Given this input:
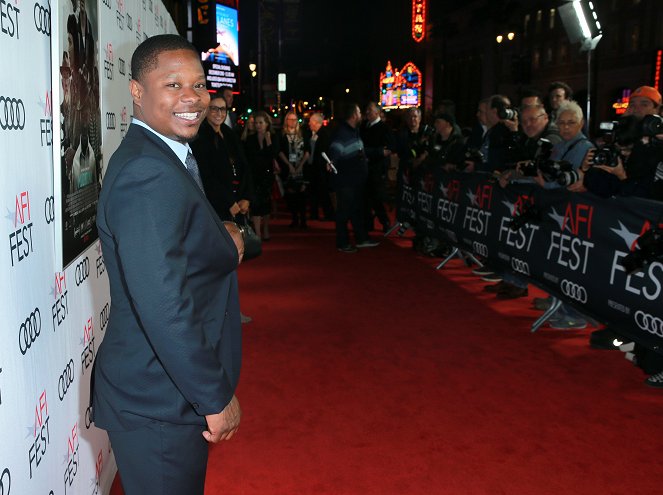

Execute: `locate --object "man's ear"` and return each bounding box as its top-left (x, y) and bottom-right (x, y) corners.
top-left (129, 79), bottom-right (142, 107)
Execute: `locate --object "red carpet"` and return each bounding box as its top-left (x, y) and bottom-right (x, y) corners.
top-left (113, 217), bottom-right (663, 494)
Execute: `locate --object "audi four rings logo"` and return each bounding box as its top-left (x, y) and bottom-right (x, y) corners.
top-left (33, 2), bottom-right (51, 36)
top-left (58, 359), bottom-right (75, 401)
top-left (634, 310), bottom-right (663, 337)
top-left (18, 308), bottom-right (41, 355)
top-left (75, 257), bottom-right (90, 286)
top-left (106, 112), bottom-right (116, 130)
top-left (511, 258), bottom-right (530, 275)
top-left (44, 196), bottom-right (55, 224)
top-left (472, 241), bottom-right (488, 257)
top-left (0, 467), bottom-right (10, 495)
top-left (560, 279), bottom-right (588, 303)
top-left (0, 97), bottom-right (25, 130)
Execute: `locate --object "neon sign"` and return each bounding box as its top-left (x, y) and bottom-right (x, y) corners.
top-left (612, 89), bottom-right (631, 116)
top-left (412, 0), bottom-right (426, 43)
top-left (654, 49), bottom-right (662, 91)
top-left (379, 61), bottom-right (422, 109)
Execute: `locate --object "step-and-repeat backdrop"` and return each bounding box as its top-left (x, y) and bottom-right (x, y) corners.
top-left (0, 1), bottom-right (176, 494)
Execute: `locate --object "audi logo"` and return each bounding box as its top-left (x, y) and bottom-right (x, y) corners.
top-left (472, 241), bottom-right (488, 257)
top-left (33, 2), bottom-right (51, 36)
top-left (102, 0), bottom-right (110, 8)
top-left (106, 112), bottom-right (116, 130)
top-left (0, 467), bottom-right (10, 495)
top-left (85, 405), bottom-right (93, 429)
top-left (560, 279), bottom-right (588, 304)
top-left (75, 257), bottom-right (90, 286)
top-left (18, 308), bottom-right (41, 355)
top-left (44, 196), bottom-right (55, 224)
top-left (58, 359), bottom-right (75, 401)
top-left (0, 97), bottom-right (26, 131)
top-left (634, 310), bottom-right (663, 338)
top-left (511, 257), bottom-right (530, 276)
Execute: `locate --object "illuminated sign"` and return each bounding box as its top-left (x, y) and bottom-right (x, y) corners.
top-left (612, 89), bottom-right (631, 116)
top-left (201, 4), bottom-right (240, 90)
top-left (379, 61), bottom-right (422, 109)
top-left (412, 0), bottom-right (426, 43)
top-left (654, 49), bottom-right (662, 92)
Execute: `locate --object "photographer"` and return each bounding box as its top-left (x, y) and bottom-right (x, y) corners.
top-left (583, 86), bottom-right (663, 200)
top-left (426, 113), bottom-right (466, 172)
top-left (473, 95), bottom-right (517, 173)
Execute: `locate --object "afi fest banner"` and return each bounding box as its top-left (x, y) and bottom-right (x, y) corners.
top-left (0, 1), bottom-right (176, 494)
top-left (397, 168), bottom-right (663, 350)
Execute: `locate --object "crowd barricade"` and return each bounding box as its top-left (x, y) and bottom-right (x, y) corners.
top-left (396, 168), bottom-right (663, 352)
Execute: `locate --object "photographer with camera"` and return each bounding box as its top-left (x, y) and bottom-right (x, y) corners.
top-left (484, 104), bottom-right (563, 299)
top-left (471, 95), bottom-right (518, 173)
top-left (583, 86), bottom-right (663, 200)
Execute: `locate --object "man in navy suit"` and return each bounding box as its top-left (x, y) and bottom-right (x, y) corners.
top-left (93, 35), bottom-right (243, 494)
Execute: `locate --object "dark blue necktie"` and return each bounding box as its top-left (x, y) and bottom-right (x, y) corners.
top-left (185, 151), bottom-right (205, 194)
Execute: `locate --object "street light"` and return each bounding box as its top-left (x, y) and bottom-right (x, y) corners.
top-left (496, 35), bottom-right (503, 43)
top-left (507, 32), bottom-right (515, 41)
top-left (345, 88), bottom-right (350, 94)
top-left (249, 63), bottom-right (256, 72)
top-left (559, 0), bottom-right (603, 130)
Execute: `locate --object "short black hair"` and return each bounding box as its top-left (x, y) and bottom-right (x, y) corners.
top-left (490, 94), bottom-right (510, 110)
top-left (131, 34), bottom-right (199, 83)
top-left (340, 101), bottom-right (360, 121)
top-left (548, 81), bottom-right (573, 100)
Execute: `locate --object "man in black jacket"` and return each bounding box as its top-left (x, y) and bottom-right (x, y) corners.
top-left (361, 101), bottom-right (394, 231)
top-left (328, 102), bottom-right (379, 252)
top-left (306, 112), bottom-right (334, 220)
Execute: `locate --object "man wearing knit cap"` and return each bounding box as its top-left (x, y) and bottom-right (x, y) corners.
top-left (626, 86), bottom-right (662, 119)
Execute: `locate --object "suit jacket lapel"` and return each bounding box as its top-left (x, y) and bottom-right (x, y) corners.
top-left (129, 124), bottom-right (228, 234)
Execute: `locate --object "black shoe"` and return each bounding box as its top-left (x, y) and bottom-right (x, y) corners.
top-left (337, 245), bottom-right (357, 253)
top-left (356, 240), bottom-right (380, 248)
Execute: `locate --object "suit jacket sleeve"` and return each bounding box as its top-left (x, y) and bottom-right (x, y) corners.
top-left (104, 156), bottom-right (236, 415)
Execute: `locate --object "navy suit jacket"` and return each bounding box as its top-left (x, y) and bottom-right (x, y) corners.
top-left (93, 123), bottom-right (242, 431)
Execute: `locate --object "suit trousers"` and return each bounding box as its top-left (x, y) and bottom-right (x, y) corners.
top-left (335, 184), bottom-right (368, 247)
top-left (109, 421), bottom-right (209, 495)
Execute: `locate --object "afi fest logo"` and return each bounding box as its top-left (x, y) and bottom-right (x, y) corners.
top-left (28, 390), bottom-right (51, 479)
top-left (0, 0), bottom-right (20, 39)
top-left (81, 317), bottom-right (95, 374)
top-left (436, 178), bottom-right (461, 225)
top-left (546, 202), bottom-right (595, 275)
top-left (104, 42), bottom-right (114, 80)
top-left (116, 0), bottom-right (125, 30)
top-left (63, 422), bottom-right (80, 494)
top-left (90, 449), bottom-right (104, 495)
top-left (498, 194), bottom-right (540, 252)
top-left (610, 219), bottom-right (663, 302)
top-left (52, 271), bottom-right (69, 331)
top-left (0, 95), bottom-right (26, 130)
top-left (417, 171), bottom-right (435, 217)
top-left (9, 191), bottom-right (34, 266)
top-left (40, 90), bottom-right (53, 145)
top-left (463, 183), bottom-right (494, 236)
top-left (33, 0), bottom-right (50, 36)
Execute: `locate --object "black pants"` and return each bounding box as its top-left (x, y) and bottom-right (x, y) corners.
top-left (364, 168), bottom-right (390, 230)
top-left (109, 421), bottom-right (208, 495)
top-left (335, 185), bottom-right (368, 247)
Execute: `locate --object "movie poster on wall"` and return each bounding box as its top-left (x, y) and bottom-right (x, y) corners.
top-left (201, 3), bottom-right (240, 91)
top-left (52, 0), bottom-right (102, 269)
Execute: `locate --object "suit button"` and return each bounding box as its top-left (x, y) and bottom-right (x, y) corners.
top-left (193, 402), bottom-right (200, 409)
top-left (225, 311), bottom-right (228, 316)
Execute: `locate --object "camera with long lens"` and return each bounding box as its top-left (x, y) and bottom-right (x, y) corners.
top-left (620, 228), bottom-right (663, 274)
top-left (592, 116), bottom-right (640, 167)
top-left (519, 138), bottom-right (553, 177)
top-left (519, 138), bottom-right (580, 185)
top-left (640, 114), bottom-right (663, 138)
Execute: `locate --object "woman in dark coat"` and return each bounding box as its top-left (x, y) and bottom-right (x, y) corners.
top-left (244, 111), bottom-right (277, 240)
top-left (191, 95), bottom-right (253, 221)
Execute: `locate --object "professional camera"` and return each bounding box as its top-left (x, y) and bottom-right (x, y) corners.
top-left (592, 116), bottom-right (640, 167)
top-left (621, 228), bottom-right (663, 274)
top-left (519, 138), bottom-right (579, 185)
top-left (519, 138), bottom-right (553, 177)
top-left (640, 114), bottom-right (663, 138)
top-left (463, 148), bottom-right (484, 166)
